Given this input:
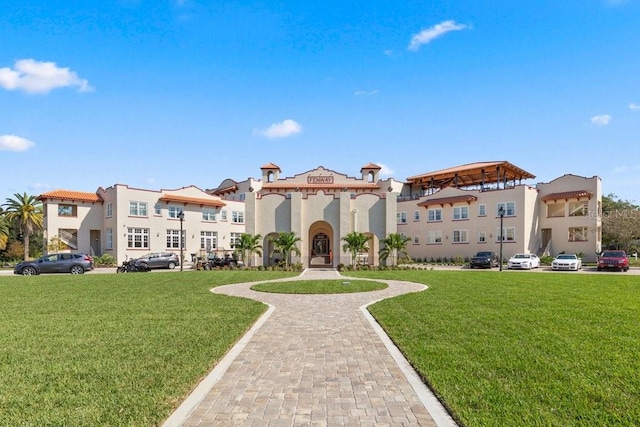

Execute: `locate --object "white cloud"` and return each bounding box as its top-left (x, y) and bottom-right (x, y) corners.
top-left (590, 114), bottom-right (611, 126)
top-left (256, 119), bottom-right (302, 139)
top-left (354, 90), bottom-right (378, 96)
top-left (0, 59), bottom-right (92, 94)
top-left (408, 20), bottom-right (468, 51)
top-left (629, 103), bottom-right (640, 112)
top-left (376, 162), bottom-right (394, 177)
top-left (0, 135), bottom-right (35, 152)
top-left (383, 49), bottom-right (394, 57)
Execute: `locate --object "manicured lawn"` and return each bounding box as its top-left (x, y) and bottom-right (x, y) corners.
top-left (0, 270), bottom-right (296, 426)
top-left (344, 270), bottom-right (640, 427)
top-left (251, 279), bottom-right (387, 293)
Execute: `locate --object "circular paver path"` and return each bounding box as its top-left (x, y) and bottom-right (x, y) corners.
top-left (163, 269), bottom-right (457, 427)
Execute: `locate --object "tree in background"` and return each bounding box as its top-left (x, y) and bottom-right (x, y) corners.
top-left (2, 193), bottom-right (43, 261)
top-left (234, 233), bottom-right (263, 267)
top-left (379, 233), bottom-right (411, 266)
top-left (270, 232), bottom-right (301, 268)
top-left (341, 231), bottom-right (371, 269)
top-left (0, 208), bottom-right (9, 250)
top-left (601, 193), bottom-right (640, 252)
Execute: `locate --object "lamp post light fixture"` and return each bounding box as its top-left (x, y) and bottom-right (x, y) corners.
top-left (498, 205), bottom-right (505, 271)
top-left (177, 210), bottom-right (185, 271)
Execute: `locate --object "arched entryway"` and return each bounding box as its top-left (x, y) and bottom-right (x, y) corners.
top-left (308, 221), bottom-right (334, 268)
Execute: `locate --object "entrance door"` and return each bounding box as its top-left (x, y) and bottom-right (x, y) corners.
top-left (311, 233), bottom-right (331, 266)
top-left (541, 228), bottom-right (552, 255)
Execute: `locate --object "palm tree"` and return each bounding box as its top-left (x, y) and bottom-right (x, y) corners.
top-left (2, 192), bottom-right (43, 260)
top-left (270, 231), bottom-right (301, 268)
top-left (234, 233), bottom-right (263, 267)
top-left (379, 233), bottom-right (411, 267)
top-left (0, 208), bottom-right (9, 250)
top-left (341, 231), bottom-right (371, 269)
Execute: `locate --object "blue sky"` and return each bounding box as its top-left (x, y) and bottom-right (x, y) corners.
top-left (1, 0), bottom-right (639, 204)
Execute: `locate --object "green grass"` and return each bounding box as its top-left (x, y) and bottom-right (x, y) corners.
top-left (0, 270), bottom-right (296, 426)
top-left (343, 270), bottom-right (640, 426)
top-left (251, 279), bottom-right (387, 293)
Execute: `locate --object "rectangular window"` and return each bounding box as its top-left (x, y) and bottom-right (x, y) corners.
top-left (106, 228), bottom-right (113, 250)
top-left (127, 228), bottom-right (149, 249)
top-left (166, 229), bottom-right (182, 249)
top-left (478, 204), bottom-right (486, 217)
top-left (129, 201), bottom-right (148, 217)
top-left (453, 229), bottom-right (468, 243)
top-left (414, 211), bottom-right (420, 221)
top-left (397, 212), bottom-right (407, 224)
top-left (497, 202), bottom-right (516, 217)
top-left (168, 206), bottom-right (182, 219)
top-left (106, 203), bottom-right (113, 218)
top-left (547, 202), bottom-right (565, 218)
top-left (497, 226), bottom-right (516, 242)
top-left (221, 210), bottom-right (228, 221)
top-left (202, 208), bottom-right (216, 221)
top-left (427, 230), bottom-right (442, 244)
top-left (154, 203), bottom-right (161, 216)
top-left (232, 211), bottom-right (244, 224)
top-left (427, 208), bottom-right (442, 222)
top-left (569, 227), bottom-right (588, 242)
top-left (453, 206), bottom-right (469, 220)
top-left (569, 201), bottom-right (588, 217)
top-left (200, 231), bottom-right (218, 251)
top-left (58, 204), bottom-right (77, 217)
top-left (230, 232), bottom-right (242, 248)
top-left (478, 231), bottom-right (487, 243)
top-left (413, 235), bottom-right (420, 245)
top-left (239, 193), bottom-right (245, 201)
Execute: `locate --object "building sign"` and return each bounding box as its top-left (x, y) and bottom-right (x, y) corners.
top-left (307, 176), bottom-right (334, 184)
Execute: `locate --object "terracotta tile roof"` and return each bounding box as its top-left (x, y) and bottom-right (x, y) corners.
top-left (262, 183), bottom-right (380, 190)
top-left (37, 190), bottom-right (102, 203)
top-left (418, 194), bottom-right (478, 207)
top-left (260, 162), bottom-right (281, 170)
top-left (211, 185), bottom-right (238, 195)
top-left (541, 190), bottom-right (593, 202)
top-left (407, 161), bottom-right (535, 188)
top-left (360, 162), bottom-right (381, 171)
top-left (158, 194), bottom-right (226, 207)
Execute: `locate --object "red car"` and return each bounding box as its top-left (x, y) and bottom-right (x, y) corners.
top-left (597, 250), bottom-right (629, 272)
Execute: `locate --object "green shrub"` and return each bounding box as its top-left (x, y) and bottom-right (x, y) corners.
top-left (93, 253), bottom-right (117, 267)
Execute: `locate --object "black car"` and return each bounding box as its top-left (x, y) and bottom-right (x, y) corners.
top-left (14, 253), bottom-right (94, 275)
top-left (131, 252), bottom-right (180, 270)
top-left (469, 251), bottom-right (499, 268)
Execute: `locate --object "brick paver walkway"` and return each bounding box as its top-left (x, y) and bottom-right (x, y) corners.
top-left (163, 269), bottom-right (456, 427)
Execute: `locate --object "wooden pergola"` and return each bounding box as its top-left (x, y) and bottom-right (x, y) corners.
top-left (406, 161), bottom-right (536, 193)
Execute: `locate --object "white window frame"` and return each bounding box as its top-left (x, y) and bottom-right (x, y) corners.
top-left (129, 201), bottom-right (148, 217)
top-left (453, 206), bottom-right (469, 220)
top-left (200, 231), bottom-right (218, 251)
top-left (478, 204), bottom-right (486, 217)
top-left (427, 208), bottom-right (442, 222)
top-left (168, 206), bottom-right (182, 219)
top-left (452, 229), bottom-right (468, 243)
top-left (426, 230), bottom-right (442, 244)
top-left (496, 226), bottom-right (516, 242)
top-left (232, 211), bottom-right (244, 224)
top-left (166, 229), bottom-right (182, 249)
top-left (230, 232), bottom-right (242, 248)
top-left (221, 210), bottom-right (228, 221)
top-left (497, 202), bottom-right (516, 217)
top-left (397, 212), bottom-right (407, 224)
top-left (127, 227), bottom-right (150, 249)
top-left (106, 203), bottom-right (113, 218)
top-left (154, 203), bottom-right (162, 216)
top-left (413, 235), bottom-right (420, 245)
top-left (202, 208), bottom-right (216, 221)
top-left (106, 228), bottom-right (113, 250)
top-left (414, 211), bottom-right (420, 221)
top-left (478, 230), bottom-right (487, 243)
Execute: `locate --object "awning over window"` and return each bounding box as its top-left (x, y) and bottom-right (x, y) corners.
top-left (540, 190), bottom-right (593, 203)
top-left (418, 194), bottom-right (478, 207)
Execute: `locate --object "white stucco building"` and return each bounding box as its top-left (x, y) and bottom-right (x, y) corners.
top-left (37, 161), bottom-right (602, 266)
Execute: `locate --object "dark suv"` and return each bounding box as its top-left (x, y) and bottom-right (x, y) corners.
top-left (14, 253), bottom-right (94, 275)
top-left (597, 250), bottom-right (629, 272)
top-left (470, 251), bottom-right (499, 269)
top-left (132, 252), bottom-right (180, 270)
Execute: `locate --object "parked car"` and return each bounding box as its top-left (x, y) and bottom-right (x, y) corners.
top-left (551, 253), bottom-right (582, 271)
top-left (507, 253), bottom-right (540, 270)
top-left (207, 253), bottom-right (243, 268)
top-left (469, 251), bottom-right (500, 268)
top-left (14, 253), bottom-right (94, 275)
top-left (131, 252), bottom-right (180, 270)
top-left (597, 250), bottom-right (629, 272)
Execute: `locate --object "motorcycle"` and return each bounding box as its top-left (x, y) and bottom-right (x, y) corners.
top-left (116, 258), bottom-right (151, 273)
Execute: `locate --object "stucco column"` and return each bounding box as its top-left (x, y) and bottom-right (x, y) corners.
top-left (290, 192), bottom-right (304, 266)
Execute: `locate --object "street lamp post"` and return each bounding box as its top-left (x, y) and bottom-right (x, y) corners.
top-left (178, 210), bottom-right (185, 271)
top-left (498, 206), bottom-right (505, 271)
